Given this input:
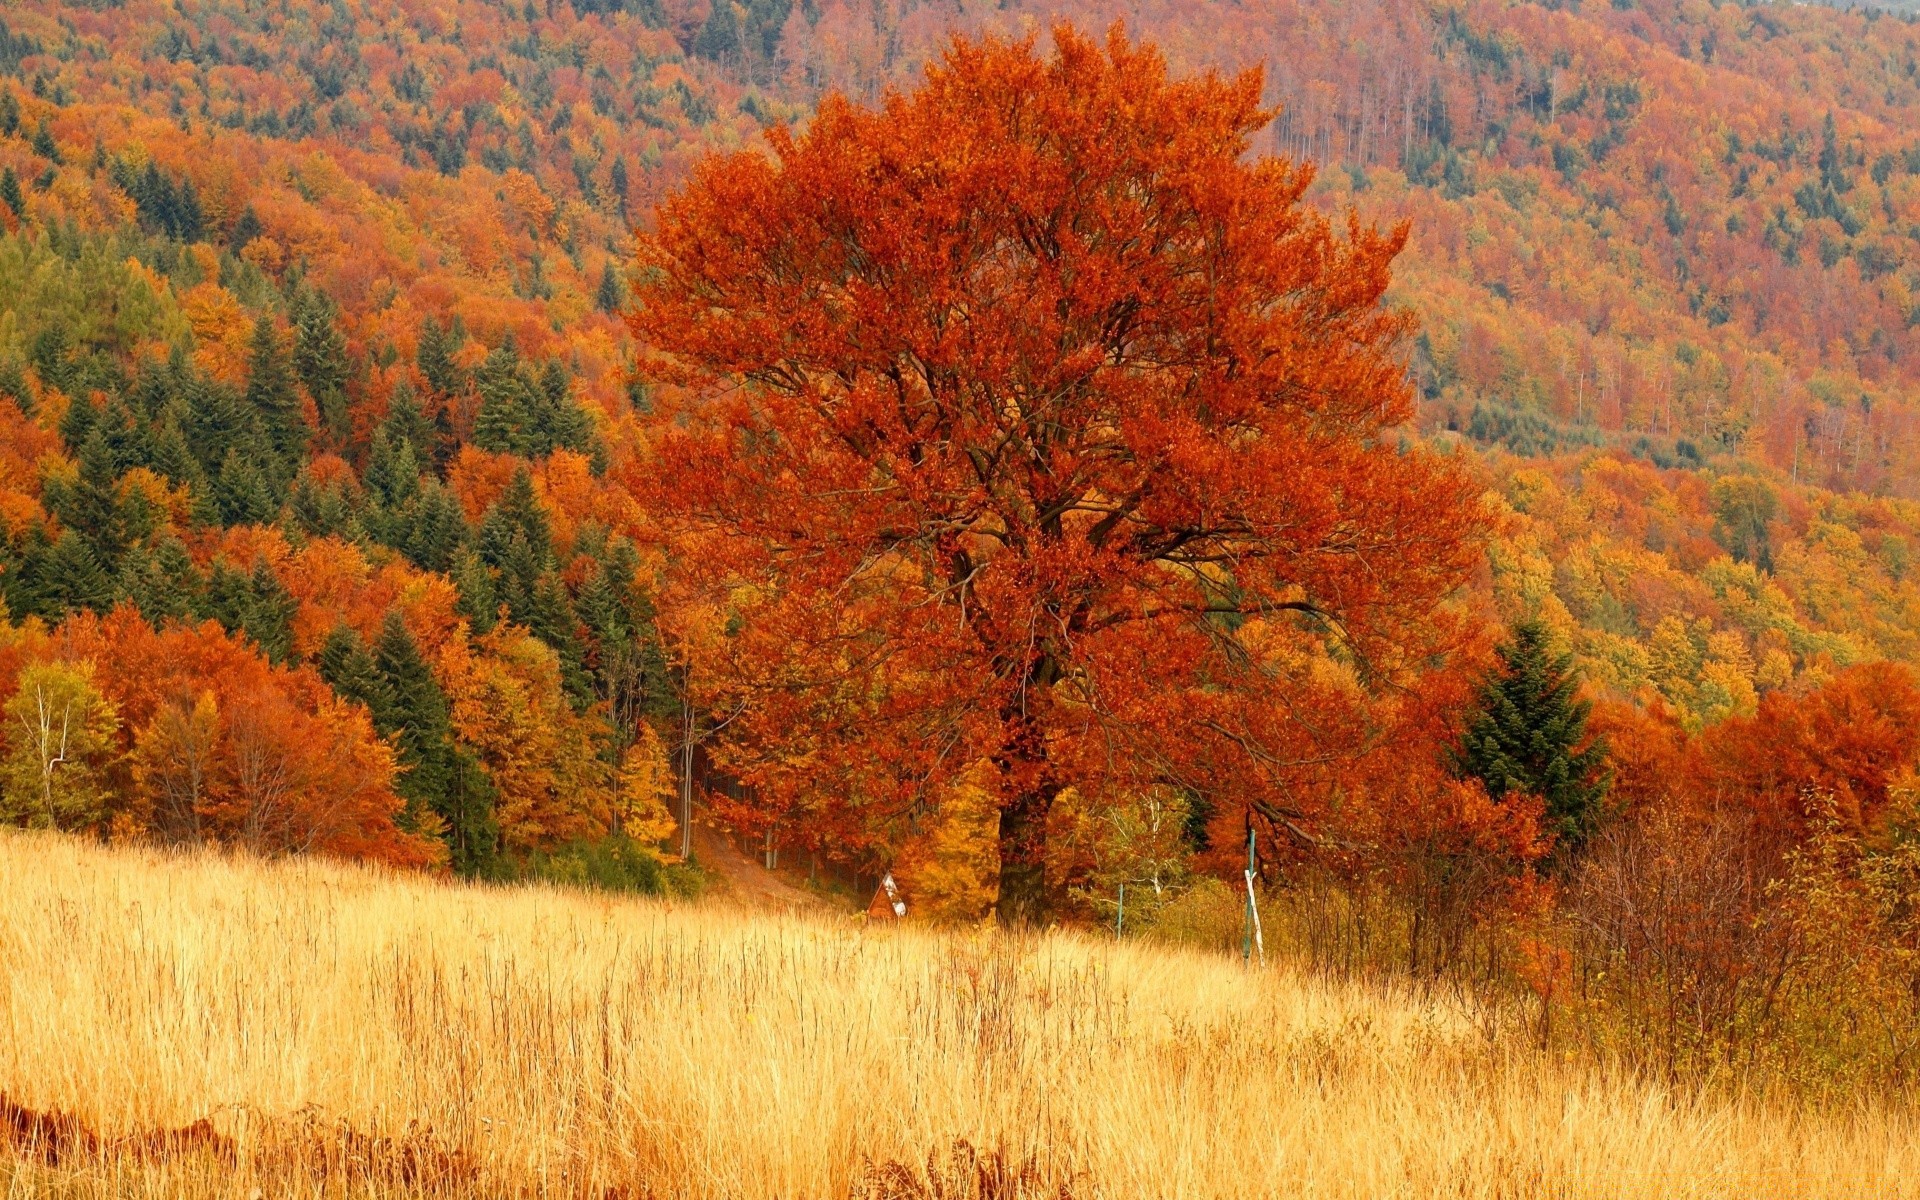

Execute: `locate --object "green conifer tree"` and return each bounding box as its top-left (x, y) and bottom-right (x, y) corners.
top-left (381, 380), bottom-right (435, 465)
top-left (1451, 620), bottom-right (1612, 852)
top-left (210, 560), bottom-right (296, 664)
top-left (596, 261), bottom-right (623, 314)
top-left (416, 317), bottom-right (467, 397)
top-left (471, 344), bottom-right (532, 454)
top-left (212, 447), bottom-right (279, 526)
top-left (38, 530), bottom-right (117, 615)
top-left (180, 377), bottom-right (253, 475)
top-left (318, 625), bottom-right (391, 718)
top-left (61, 428), bottom-right (127, 565)
top-left (693, 0), bottom-right (741, 61)
top-left (293, 294), bottom-right (350, 445)
top-left (245, 316), bottom-right (306, 478)
top-left (0, 166), bottom-right (22, 220)
top-left (450, 547), bottom-right (499, 635)
top-left (121, 536), bottom-right (205, 626)
top-left (399, 478), bottom-right (466, 573)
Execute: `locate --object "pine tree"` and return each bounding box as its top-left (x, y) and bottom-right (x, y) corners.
top-left (0, 166), bottom-right (22, 220)
top-left (693, 0), bottom-right (741, 61)
top-left (180, 376), bottom-right (253, 474)
top-left (39, 530), bottom-right (117, 615)
top-left (61, 429), bottom-right (127, 565)
top-left (381, 380), bottom-right (435, 464)
top-left (596, 261), bottom-right (623, 314)
top-left (318, 624), bottom-right (391, 718)
top-left (471, 343), bottom-right (531, 454)
top-left (450, 547), bottom-right (499, 635)
top-left (1451, 620), bottom-right (1612, 852)
top-left (372, 612), bottom-right (496, 870)
top-left (293, 294), bottom-right (350, 445)
top-left (121, 536), bottom-right (205, 626)
top-left (416, 317), bottom-right (467, 398)
top-left (212, 447), bottom-right (279, 526)
top-left (398, 478), bottom-right (466, 573)
top-left (245, 316), bottom-right (306, 478)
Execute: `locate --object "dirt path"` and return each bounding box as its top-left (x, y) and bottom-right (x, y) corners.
top-left (688, 810), bottom-right (830, 912)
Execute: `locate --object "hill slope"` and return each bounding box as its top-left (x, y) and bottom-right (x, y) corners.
top-left (2, 829), bottom-right (1919, 1198)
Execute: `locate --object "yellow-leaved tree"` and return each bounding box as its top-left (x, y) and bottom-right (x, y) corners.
top-left (2, 660), bottom-right (121, 832)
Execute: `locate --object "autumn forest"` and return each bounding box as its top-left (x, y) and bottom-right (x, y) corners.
top-left (8, 0), bottom-right (1920, 1169)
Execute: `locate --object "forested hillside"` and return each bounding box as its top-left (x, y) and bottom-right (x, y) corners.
top-left (4, 0), bottom-right (1920, 922)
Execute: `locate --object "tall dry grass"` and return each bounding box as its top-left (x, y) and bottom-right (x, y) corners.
top-left (2, 828), bottom-right (1918, 1198)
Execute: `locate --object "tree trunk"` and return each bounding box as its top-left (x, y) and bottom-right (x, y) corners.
top-left (996, 787), bottom-right (1052, 927)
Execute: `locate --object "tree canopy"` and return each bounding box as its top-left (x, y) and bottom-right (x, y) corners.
top-left (631, 27), bottom-right (1483, 922)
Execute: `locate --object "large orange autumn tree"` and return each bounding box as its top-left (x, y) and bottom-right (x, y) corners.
top-left (629, 26), bottom-right (1483, 923)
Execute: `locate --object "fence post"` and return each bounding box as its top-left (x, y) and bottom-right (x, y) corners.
top-left (1243, 822), bottom-right (1257, 967)
top-left (1115, 882), bottom-right (1125, 939)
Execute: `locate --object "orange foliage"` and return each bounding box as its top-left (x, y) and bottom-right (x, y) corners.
top-left (438, 625), bottom-right (612, 852)
top-left (2, 609), bottom-right (439, 866)
top-left (1695, 662), bottom-right (1920, 841)
top-left (631, 27), bottom-right (1483, 920)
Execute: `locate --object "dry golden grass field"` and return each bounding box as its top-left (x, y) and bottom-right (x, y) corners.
top-left (2, 829), bottom-right (1919, 1199)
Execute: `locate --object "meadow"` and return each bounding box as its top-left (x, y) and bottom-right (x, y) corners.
top-left (2, 830), bottom-right (1918, 1199)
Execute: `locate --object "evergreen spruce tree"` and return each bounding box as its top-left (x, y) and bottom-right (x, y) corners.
top-left (144, 410), bottom-right (202, 488)
top-left (245, 317), bottom-right (306, 478)
top-left (180, 376), bottom-right (252, 474)
top-left (318, 625), bottom-right (391, 718)
top-left (692, 0), bottom-right (741, 61)
top-left (58, 386), bottom-right (95, 452)
top-left (94, 395), bottom-right (146, 471)
top-left (596, 261), bottom-right (623, 314)
top-left (530, 568), bottom-right (592, 708)
top-left (416, 317), bottom-right (467, 398)
top-left (121, 536), bottom-right (205, 626)
top-left (212, 447), bottom-right (278, 526)
top-left (373, 614), bottom-right (451, 814)
top-left (288, 469), bottom-right (361, 540)
top-left (362, 428), bottom-right (422, 511)
top-left (31, 120), bottom-right (60, 165)
top-left (477, 471), bottom-right (556, 632)
top-left (450, 547), bottom-right (499, 635)
top-left (608, 155), bottom-right (629, 214)
top-left (62, 429), bottom-right (128, 565)
top-left (399, 478), bottom-right (466, 573)
top-left (209, 560), bottom-right (296, 664)
top-left (1452, 620), bottom-right (1612, 852)
top-left (32, 324), bottom-right (78, 401)
top-left (471, 344), bottom-right (531, 454)
top-left (38, 530), bottom-right (117, 615)
top-left (0, 166), bottom-right (22, 220)
top-left (293, 294), bottom-right (351, 444)
top-left (535, 358), bottom-right (592, 453)
top-left (381, 380), bottom-right (436, 464)
top-left (245, 559), bottom-right (297, 665)
top-left (0, 524), bottom-right (52, 619)
top-left (228, 206), bottom-right (261, 251)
